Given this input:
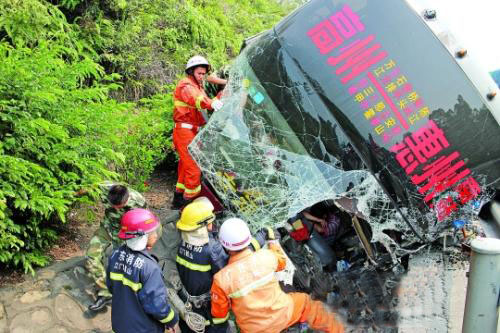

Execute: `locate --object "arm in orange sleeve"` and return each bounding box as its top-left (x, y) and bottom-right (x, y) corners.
top-left (210, 280), bottom-right (230, 319)
top-left (268, 242), bottom-right (287, 272)
top-left (179, 84), bottom-right (213, 110)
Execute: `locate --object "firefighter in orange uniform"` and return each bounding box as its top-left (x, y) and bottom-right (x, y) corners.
top-left (172, 56), bottom-right (226, 208)
top-left (210, 218), bottom-right (344, 333)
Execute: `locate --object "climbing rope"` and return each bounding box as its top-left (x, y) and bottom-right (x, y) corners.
top-left (166, 288), bottom-right (206, 333)
top-left (185, 311), bottom-right (206, 333)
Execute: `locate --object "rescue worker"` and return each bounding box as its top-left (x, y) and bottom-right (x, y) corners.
top-left (175, 198), bottom-right (230, 333)
top-left (211, 218), bottom-right (344, 333)
top-left (107, 208), bottom-right (180, 333)
top-left (86, 183), bottom-right (146, 311)
top-left (172, 55), bottom-right (226, 209)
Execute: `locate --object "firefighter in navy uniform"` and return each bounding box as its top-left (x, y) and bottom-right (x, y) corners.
top-left (175, 198), bottom-right (230, 333)
top-left (107, 208), bottom-right (180, 333)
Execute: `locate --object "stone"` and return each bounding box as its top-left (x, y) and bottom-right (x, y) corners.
top-left (11, 327), bottom-right (31, 333)
top-left (37, 269), bottom-right (56, 281)
top-left (10, 308), bottom-right (53, 332)
top-left (31, 308), bottom-right (52, 324)
top-left (73, 266), bottom-right (86, 279)
top-left (19, 290), bottom-right (50, 304)
top-left (0, 287), bottom-right (18, 302)
top-left (0, 303), bottom-right (4, 320)
top-left (46, 325), bottom-right (69, 333)
top-left (0, 318), bottom-right (7, 333)
top-left (54, 293), bottom-right (92, 330)
top-left (92, 308), bottom-right (112, 331)
top-left (51, 272), bottom-right (75, 295)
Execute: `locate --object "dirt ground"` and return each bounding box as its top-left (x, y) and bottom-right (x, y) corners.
top-left (0, 167), bottom-right (177, 287)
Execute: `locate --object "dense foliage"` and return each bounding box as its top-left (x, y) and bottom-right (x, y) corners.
top-left (61, 0), bottom-right (295, 100)
top-left (0, 0), bottom-right (296, 273)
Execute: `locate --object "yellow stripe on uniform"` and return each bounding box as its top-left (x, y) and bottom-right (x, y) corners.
top-left (160, 308), bottom-right (176, 323)
top-left (109, 272), bottom-right (142, 292)
top-left (175, 183), bottom-right (185, 190)
top-left (174, 100), bottom-right (196, 109)
top-left (228, 272), bottom-right (274, 298)
top-left (184, 185), bottom-right (201, 195)
top-left (250, 237), bottom-right (261, 251)
top-left (176, 255), bottom-right (211, 272)
top-left (195, 95), bottom-right (204, 110)
top-left (205, 312), bottom-right (230, 325)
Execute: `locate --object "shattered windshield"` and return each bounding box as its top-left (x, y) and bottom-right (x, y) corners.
top-left (189, 53), bottom-right (407, 245)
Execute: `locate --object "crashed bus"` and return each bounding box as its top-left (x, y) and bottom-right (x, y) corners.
top-left (191, 0), bottom-right (499, 252)
top-left (163, 0), bottom-right (500, 330)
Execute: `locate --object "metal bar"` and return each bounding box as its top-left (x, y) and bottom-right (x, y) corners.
top-left (352, 216), bottom-right (376, 263)
top-left (462, 237), bottom-right (500, 332)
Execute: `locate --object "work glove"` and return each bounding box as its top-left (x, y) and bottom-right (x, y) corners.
top-left (211, 98), bottom-right (223, 111)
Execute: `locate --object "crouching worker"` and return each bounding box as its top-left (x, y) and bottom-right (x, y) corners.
top-left (86, 183), bottom-right (146, 312)
top-left (211, 218), bottom-right (344, 333)
top-left (107, 208), bottom-right (180, 333)
top-left (176, 199), bottom-right (229, 333)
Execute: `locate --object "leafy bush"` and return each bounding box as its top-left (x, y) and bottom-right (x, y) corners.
top-left (112, 93), bottom-right (175, 190)
top-left (0, 1), bottom-right (169, 273)
top-left (0, 39), bottom-right (120, 273)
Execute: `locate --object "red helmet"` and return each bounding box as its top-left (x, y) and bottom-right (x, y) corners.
top-left (118, 208), bottom-right (160, 240)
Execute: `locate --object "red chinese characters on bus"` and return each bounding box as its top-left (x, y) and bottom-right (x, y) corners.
top-left (390, 120), bottom-right (449, 174)
top-left (412, 151), bottom-right (470, 203)
top-left (327, 35), bottom-right (388, 84)
top-left (308, 5), bottom-right (482, 221)
top-left (308, 5), bottom-right (387, 84)
top-left (307, 5), bottom-right (365, 54)
top-left (391, 120), bottom-right (481, 220)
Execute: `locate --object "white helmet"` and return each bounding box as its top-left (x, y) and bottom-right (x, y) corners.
top-left (219, 218), bottom-right (251, 251)
top-left (185, 55), bottom-right (211, 74)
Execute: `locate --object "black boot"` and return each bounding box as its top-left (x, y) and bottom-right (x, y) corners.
top-left (88, 296), bottom-right (112, 312)
top-left (171, 192), bottom-right (184, 209)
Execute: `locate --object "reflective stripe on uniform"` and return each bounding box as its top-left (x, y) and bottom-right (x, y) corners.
top-left (195, 95), bottom-right (204, 110)
top-left (250, 238), bottom-right (261, 251)
top-left (159, 308), bottom-right (176, 323)
top-left (184, 185), bottom-right (201, 195)
top-left (205, 312), bottom-right (230, 325)
top-left (176, 123), bottom-right (195, 130)
top-left (176, 255), bottom-right (211, 272)
top-left (266, 227), bottom-right (275, 240)
top-left (176, 182), bottom-right (185, 190)
top-left (174, 100), bottom-right (196, 109)
top-left (228, 272), bottom-right (275, 298)
top-left (109, 272), bottom-right (142, 292)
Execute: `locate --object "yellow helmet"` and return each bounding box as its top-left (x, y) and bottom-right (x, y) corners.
top-left (176, 200), bottom-right (215, 231)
